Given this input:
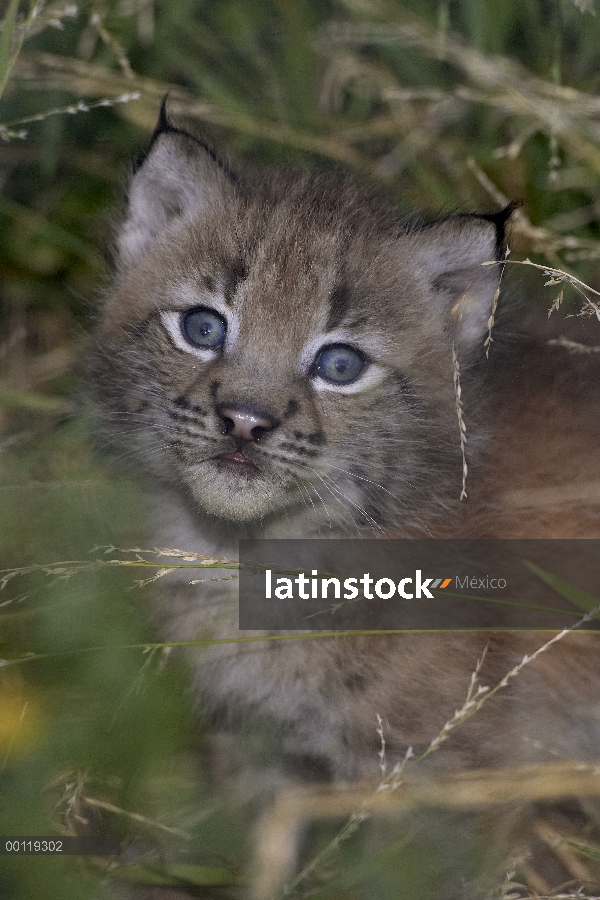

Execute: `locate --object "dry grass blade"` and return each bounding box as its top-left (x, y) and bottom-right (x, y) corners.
top-left (275, 608), bottom-right (600, 898)
top-left (322, 10), bottom-right (600, 175)
top-left (452, 341), bottom-right (468, 500)
top-left (251, 762), bottom-right (600, 900)
top-left (549, 336), bottom-right (600, 354)
top-left (534, 821), bottom-right (594, 884)
top-left (12, 52), bottom-right (370, 170)
top-left (0, 0), bottom-right (26, 101)
top-left (80, 795), bottom-right (193, 841)
top-left (482, 257), bottom-right (600, 321)
top-left (0, 92), bottom-right (141, 142)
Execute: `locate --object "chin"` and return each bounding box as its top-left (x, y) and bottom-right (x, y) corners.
top-left (186, 464), bottom-right (290, 523)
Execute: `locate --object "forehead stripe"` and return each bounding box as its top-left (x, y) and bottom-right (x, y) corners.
top-left (223, 259), bottom-right (248, 305)
top-left (326, 283), bottom-right (350, 331)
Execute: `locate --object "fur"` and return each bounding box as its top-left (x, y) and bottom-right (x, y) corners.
top-left (91, 115), bottom-right (600, 786)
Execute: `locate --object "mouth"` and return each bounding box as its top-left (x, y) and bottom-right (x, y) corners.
top-left (186, 449), bottom-right (295, 521)
top-left (215, 449), bottom-right (259, 471)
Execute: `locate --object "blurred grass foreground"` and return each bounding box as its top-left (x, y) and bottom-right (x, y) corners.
top-left (3, 1), bottom-right (600, 898)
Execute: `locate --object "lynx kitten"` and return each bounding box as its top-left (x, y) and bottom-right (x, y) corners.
top-left (92, 107), bottom-right (600, 783)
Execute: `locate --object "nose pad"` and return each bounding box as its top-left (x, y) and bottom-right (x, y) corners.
top-left (218, 406), bottom-right (276, 443)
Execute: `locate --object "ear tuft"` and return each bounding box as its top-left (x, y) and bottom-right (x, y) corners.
top-left (153, 94), bottom-right (172, 142)
top-left (117, 102), bottom-right (237, 267)
top-left (477, 201), bottom-right (521, 255)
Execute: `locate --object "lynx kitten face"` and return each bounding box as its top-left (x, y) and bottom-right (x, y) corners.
top-left (93, 110), bottom-right (507, 534)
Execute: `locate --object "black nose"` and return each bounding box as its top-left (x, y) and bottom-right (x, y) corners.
top-left (217, 406), bottom-right (276, 443)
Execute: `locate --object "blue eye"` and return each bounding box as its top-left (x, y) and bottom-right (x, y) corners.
top-left (182, 308), bottom-right (227, 350)
top-left (314, 344), bottom-right (365, 385)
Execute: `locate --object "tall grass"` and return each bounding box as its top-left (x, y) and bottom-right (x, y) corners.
top-left (2, 1), bottom-right (600, 898)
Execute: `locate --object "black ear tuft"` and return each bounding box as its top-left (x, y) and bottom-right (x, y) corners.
top-left (477, 201), bottom-right (521, 256)
top-left (154, 94), bottom-right (172, 140)
top-left (149, 95), bottom-right (194, 147)
top-left (133, 96), bottom-right (176, 173)
top-left (136, 98), bottom-right (238, 184)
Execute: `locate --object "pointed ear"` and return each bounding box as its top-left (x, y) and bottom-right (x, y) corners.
top-left (413, 206), bottom-right (515, 349)
top-left (117, 107), bottom-right (237, 265)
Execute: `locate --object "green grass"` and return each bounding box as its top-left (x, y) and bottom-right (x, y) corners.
top-left (3, 1), bottom-right (600, 898)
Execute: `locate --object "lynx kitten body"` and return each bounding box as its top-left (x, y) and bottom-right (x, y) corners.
top-left (92, 110), bottom-right (600, 783)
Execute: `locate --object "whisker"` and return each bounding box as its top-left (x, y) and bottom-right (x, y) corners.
top-left (320, 473), bottom-right (389, 539)
top-left (297, 464), bottom-right (375, 539)
top-left (324, 462), bottom-right (432, 536)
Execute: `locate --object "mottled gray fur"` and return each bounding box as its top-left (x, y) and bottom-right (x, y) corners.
top-left (91, 118), bottom-right (600, 785)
